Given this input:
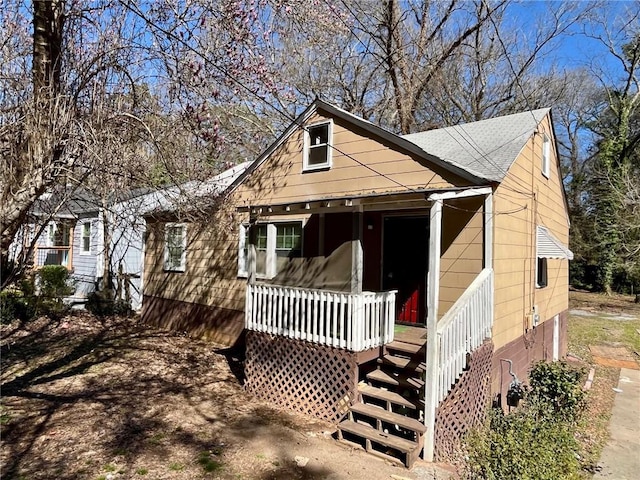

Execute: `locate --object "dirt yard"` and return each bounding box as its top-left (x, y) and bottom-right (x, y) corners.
top-left (0, 313), bottom-right (453, 480)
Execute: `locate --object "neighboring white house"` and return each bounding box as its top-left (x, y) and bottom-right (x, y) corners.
top-left (9, 162), bottom-right (250, 310)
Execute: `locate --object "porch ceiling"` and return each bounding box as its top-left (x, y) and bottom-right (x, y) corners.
top-left (237, 186), bottom-right (490, 215)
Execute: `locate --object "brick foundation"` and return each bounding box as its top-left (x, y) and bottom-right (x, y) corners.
top-left (492, 310), bottom-right (568, 408)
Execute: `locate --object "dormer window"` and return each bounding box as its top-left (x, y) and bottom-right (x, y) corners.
top-left (303, 121), bottom-right (332, 171)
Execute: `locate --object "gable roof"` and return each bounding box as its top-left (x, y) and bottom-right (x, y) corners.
top-left (403, 108), bottom-right (551, 182)
top-left (138, 161), bottom-right (251, 216)
top-left (229, 100), bottom-right (553, 198)
top-left (228, 99), bottom-right (490, 193)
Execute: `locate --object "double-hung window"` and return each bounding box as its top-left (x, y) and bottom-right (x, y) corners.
top-left (81, 221), bottom-right (91, 254)
top-left (275, 223), bottom-right (302, 273)
top-left (164, 223), bottom-right (187, 272)
top-left (238, 222), bottom-right (302, 278)
top-left (303, 121), bottom-right (333, 171)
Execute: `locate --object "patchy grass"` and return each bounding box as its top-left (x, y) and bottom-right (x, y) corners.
top-left (568, 291), bottom-right (640, 478)
top-left (197, 451), bottom-right (223, 473)
top-left (168, 462), bottom-right (184, 471)
top-left (568, 292), bottom-right (640, 362)
top-left (570, 291), bottom-right (640, 316)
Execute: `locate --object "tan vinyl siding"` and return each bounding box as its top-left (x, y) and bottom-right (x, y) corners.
top-left (492, 115), bottom-right (570, 350)
top-left (439, 197), bottom-right (484, 315)
top-left (235, 110), bottom-right (471, 207)
top-left (144, 201), bottom-right (248, 313)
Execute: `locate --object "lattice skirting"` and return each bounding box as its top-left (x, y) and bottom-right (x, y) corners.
top-left (245, 331), bottom-right (359, 423)
top-left (434, 340), bottom-right (494, 462)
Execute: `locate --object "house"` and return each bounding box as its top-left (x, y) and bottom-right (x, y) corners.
top-left (9, 163), bottom-right (248, 310)
top-left (142, 100), bottom-right (572, 466)
top-left (9, 189), bottom-right (107, 304)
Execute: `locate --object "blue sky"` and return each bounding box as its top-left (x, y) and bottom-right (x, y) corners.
top-left (507, 1), bottom-right (637, 81)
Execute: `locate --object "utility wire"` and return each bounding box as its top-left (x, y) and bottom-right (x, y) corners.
top-left (125, 1), bottom-right (550, 210)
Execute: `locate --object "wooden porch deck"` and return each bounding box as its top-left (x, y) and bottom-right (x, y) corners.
top-left (355, 324), bottom-right (426, 365)
top-left (393, 324), bottom-right (427, 345)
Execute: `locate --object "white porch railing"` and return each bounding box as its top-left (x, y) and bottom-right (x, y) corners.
top-left (436, 267), bottom-right (494, 402)
top-left (245, 284), bottom-right (397, 352)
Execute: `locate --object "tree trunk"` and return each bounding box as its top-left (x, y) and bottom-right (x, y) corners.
top-left (1, 1), bottom-right (66, 282)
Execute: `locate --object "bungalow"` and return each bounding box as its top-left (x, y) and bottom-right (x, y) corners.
top-left (142, 100), bottom-right (572, 466)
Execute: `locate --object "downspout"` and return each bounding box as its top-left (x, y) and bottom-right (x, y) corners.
top-left (423, 197), bottom-right (443, 462)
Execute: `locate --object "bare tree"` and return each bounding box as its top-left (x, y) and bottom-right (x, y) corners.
top-left (1, 1), bottom-right (76, 274)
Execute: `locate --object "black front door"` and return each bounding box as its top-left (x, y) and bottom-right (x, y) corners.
top-left (382, 215), bottom-right (429, 325)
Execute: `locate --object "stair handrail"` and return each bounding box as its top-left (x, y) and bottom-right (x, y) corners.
top-left (435, 267), bottom-right (494, 402)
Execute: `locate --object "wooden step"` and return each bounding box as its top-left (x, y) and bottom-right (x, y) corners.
top-left (385, 340), bottom-right (425, 356)
top-left (337, 419), bottom-right (422, 467)
top-left (350, 403), bottom-right (427, 434)
top-left (380, 354), bottom-right (426, 373)
top-left (358, 384), bottom-right (417, 410)
top-left (367, 368), bottom-right (425, 390)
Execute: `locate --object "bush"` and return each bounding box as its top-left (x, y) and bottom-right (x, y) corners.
top-left (528, 360), bottom-right (586, 422)
top-left (37, 265), bottom-right (75, 319)
top-left (464, 361), bottom-right (586, 479)
top-left (86, 290), bottom-right (131, 317)
top-left (465, 408), bottom-right (581, 480)
top-left (0, 289), bottom-right (37, 324)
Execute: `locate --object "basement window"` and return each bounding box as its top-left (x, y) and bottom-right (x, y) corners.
top-left (303, 121), bottom-right (333, 171)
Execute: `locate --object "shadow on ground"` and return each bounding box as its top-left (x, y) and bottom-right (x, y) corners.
top-left (1, 313), bottom-right (333, 480)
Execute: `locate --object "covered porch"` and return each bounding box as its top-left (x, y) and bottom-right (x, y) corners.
top-left (242, 187), bottom-right (495, 463)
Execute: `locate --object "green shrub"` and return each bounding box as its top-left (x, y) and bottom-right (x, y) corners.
top-left (465, 408), bottom-right (581, 480)
top-left (464, 361), bottom-right (586, 479)
top-left (0, 290), bottom-right (36, 324)
top-left (37, 265), bottom-right (74, 319)
top-left (86, 290), bottom-right (131, 317)
top-left (38, 265), bottom-right (75, 299)
top-left (528, 360), bottom-right (586, 422)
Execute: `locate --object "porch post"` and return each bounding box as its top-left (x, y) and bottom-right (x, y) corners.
top-left (484, 192), bottom-right (493, 269)
top-left (424, 197), bottom-right (443, 462)
top-left (351, 205), bottom-right (363, 294)
top-left (245, 243), bottom-right (257, 330)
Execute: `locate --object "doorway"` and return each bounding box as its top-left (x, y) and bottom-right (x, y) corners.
top-left (382, 215), bottom-right (429, 325)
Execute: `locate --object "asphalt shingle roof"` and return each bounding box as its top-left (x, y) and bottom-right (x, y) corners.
top-left (402, 108), bottom-right (550, 182)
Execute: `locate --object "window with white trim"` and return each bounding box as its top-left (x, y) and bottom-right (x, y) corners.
top-left (81, 221), bottom-right (91, 254)
top-left (164, 223), bottom-right (187, 272)
top-left (303, 121), bottom-right (333, 171)
top-left (542, 133), bottom-right (550, 178)
top-left (238, 222), bottom-right (302, 278)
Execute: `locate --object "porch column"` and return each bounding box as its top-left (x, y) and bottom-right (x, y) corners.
top-left (351, 206), bottom-right (363, 294)
top-left (245, 243), bottom-right (257, 330)
top-left (423, 197), bottom-right (442, 462)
